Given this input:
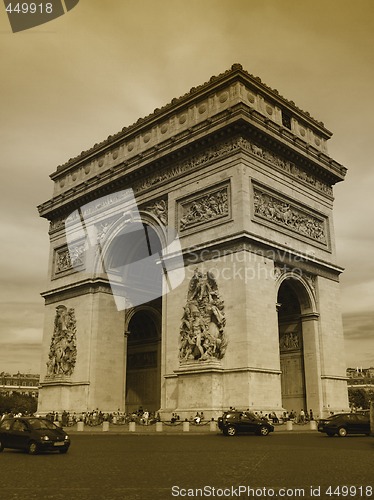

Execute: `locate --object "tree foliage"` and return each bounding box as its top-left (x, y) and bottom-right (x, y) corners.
top-left (0, 392), bottom-right (37, 415)
top-left (348, 387), bottom-right (373, 409)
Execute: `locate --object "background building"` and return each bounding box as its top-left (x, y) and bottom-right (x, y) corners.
top-left (0, 372), bottom-right (40, 398)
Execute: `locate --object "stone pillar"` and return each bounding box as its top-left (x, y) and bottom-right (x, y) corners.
top-left (301, 313), bottom-right (323, 417)
top-left (210, 420), bottom-right (217, 432)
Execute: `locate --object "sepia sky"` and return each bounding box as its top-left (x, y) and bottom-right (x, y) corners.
top-left (0, 0), bottom-right (373, 374)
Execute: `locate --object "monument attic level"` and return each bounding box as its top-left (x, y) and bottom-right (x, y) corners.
top-left (37, 64), bottom-right (348, 418)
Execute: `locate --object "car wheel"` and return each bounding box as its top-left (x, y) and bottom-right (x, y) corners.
top-left (338, 427), bottom-right (347, 437)
top-left (27, 441), bottom-right (38, 455)
top-left (326, 432), bottom-right (335, 437)
top-left (226, 425), bottom-right (237, 436)
top-left (258, 426), bottom-right (270, 436)
top-left (0, 440), bottom-right (4, 452)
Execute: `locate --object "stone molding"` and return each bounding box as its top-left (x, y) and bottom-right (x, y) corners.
top-left (41, 278), bottom-right (112, 305)
top-left (39, 380), bottom-right (90, 387)
top-left (253, 183), bottom-right (328, 247)
top-left (169, 366), bottom-right (282, 377)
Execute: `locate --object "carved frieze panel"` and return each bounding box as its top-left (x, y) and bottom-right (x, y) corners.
top-left (178, 183), bottom-right (230, 233)
top-left (279, 331), bottom-right (302, 352)
top-left (253, 184), bottom-right (328, 246)
top-left (46, 305), bottom-right (77, 378)
top-left (132, 137), bottom-right (332, 197)
top-left (179, 269), bottom-right (227, 363)
top-left (54, 243), bottom-right (85, 277)
top-left (65, 190), bottom-right (132, 225)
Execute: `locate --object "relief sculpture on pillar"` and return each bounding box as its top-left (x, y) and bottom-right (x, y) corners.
top-left (179, 269), bottom-right (227, 362)
top-left (46, 305), bottom-right (77, 377)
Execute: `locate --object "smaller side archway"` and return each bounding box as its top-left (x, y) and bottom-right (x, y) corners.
top-left (276, 273), bottom-right (322, 419)
top-left (125, 306), bottom-right (162, 413)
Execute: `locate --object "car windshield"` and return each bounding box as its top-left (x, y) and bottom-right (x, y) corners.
top-left (28, 418), bottom-right (57, 430)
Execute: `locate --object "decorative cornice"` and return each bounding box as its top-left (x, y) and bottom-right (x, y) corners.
top-left (39, 380), bottom-right (90, 387)
top-left (52, 64), bottom-right (333, 176)
top-left (41, 278), bottom-right (112, 305)
top-left (39, 129), bottom-right (339, 221)
top-left (321, 375), bottom-right (349, 381)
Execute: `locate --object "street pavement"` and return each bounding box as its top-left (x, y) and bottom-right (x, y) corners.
top-left (0, 432), bottom-right (372, 500)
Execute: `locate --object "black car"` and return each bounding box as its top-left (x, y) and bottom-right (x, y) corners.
top-left (318, 412), bottom-right (370, 437)
top-left (218, 411), bottom-right (274, 436)
top-left (0, 417), bottom-right (70, 454)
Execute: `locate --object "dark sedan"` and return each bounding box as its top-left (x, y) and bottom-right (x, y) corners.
top-left (218, 411), bottom-right (274, 436)
top-left (0, 417), bottom-right (70, 454)
top-left (318, 412), bottom-right (370, 437)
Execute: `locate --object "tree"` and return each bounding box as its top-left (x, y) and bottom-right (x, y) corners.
top-left (348, 387), bottom-right (371, 409)
top-left (0, 393), bottom-right (37, 415)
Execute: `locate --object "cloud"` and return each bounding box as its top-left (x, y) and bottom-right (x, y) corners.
top-left (343, 312), bottom-right (374, 367)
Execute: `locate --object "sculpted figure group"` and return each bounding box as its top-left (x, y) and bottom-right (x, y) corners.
top-left (46, 305), bottom-right (77, 377)
top-left (179, 269), bottom-right (227, 362)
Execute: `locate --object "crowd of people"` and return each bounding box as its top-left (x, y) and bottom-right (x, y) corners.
top-left (9, 407), bottom-right (363, 426)
top-left (42, 408), bottom-right (161, 426)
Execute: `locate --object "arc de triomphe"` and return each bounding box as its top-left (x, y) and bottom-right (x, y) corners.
top-left (37, 64), bottom-right (349, 419)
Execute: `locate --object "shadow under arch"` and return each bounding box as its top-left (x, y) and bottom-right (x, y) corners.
top-left (125, 305), bottom-right (162, 413)
top-left (276, 272), bottom-right (319, 418)
top-left (96, 211), bottom-right (165, 413)
top-left (276, 271), bottom-right (317, 316)
top-left (97, 210), bottom-right (167, 310)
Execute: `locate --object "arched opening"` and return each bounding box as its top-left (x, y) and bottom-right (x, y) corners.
top-left (277, 280), bottom-right (307, 415)
top-left (125, 307), bottom-right (161, 413)
top-left (104, 220), bottom-right (164, 413)
top-left (105, 222), bottom-right (164, 308)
